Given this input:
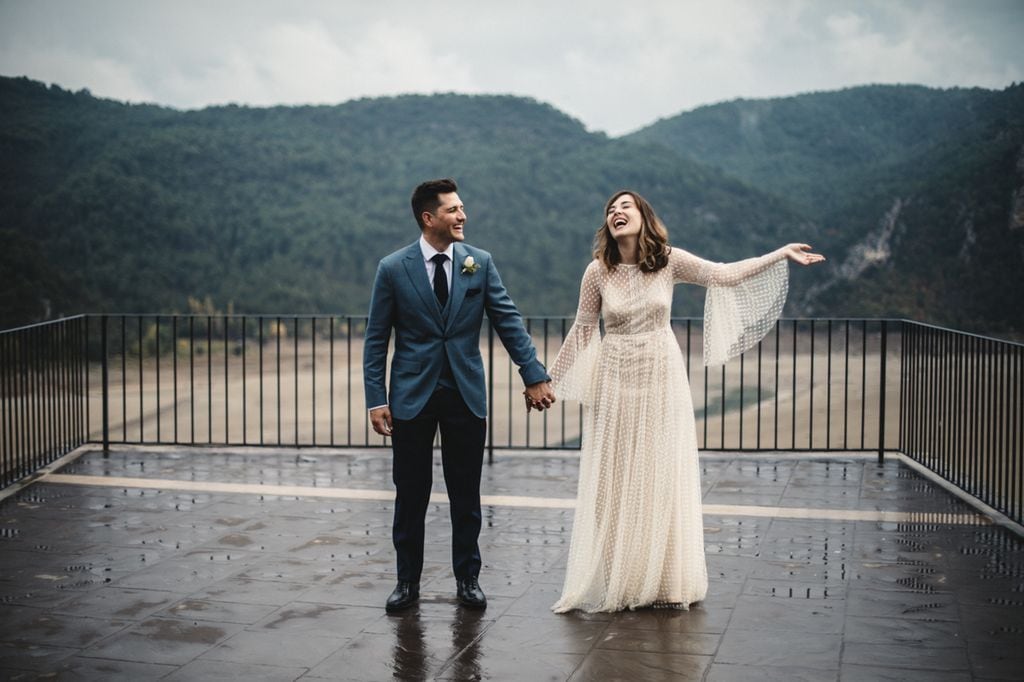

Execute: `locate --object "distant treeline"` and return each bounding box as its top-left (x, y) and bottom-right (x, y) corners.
top-left (2, 76), bottom-right (1022, 338)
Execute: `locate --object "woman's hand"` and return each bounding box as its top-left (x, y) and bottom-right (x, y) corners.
top-left (781, 243), bottom-right (826, 266)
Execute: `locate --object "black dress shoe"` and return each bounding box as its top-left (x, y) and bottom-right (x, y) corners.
top-left (385, 581), bottom-right (419, 612)
top-left (456, 577), bottom-right (487, 609)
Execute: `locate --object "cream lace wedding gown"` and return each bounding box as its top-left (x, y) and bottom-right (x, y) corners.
top-left (550, 246), bottom-right (789, 613)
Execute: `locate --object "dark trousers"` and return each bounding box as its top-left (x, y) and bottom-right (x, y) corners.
top-left (391, 387), bottom-right (487, 583)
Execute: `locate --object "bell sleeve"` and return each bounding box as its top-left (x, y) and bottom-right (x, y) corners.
top-left (670, 246), bottom-right (789, 367)
top-left (550, 261), bottom-right (602, 403)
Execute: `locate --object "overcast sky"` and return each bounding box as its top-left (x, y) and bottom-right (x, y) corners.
top-left (1, 0), bottom-right (1022, 135)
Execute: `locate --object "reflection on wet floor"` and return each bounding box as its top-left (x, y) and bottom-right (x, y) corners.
top-left (0, 446), bottom-right (1022, 680)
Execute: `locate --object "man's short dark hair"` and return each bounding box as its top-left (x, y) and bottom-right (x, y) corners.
top-left (411, 178), bottom-right (458, 230)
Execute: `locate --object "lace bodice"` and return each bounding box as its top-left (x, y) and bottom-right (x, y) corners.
top-left (551, 247), bottom-right (789, 402)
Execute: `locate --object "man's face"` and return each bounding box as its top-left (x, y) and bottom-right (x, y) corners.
top-left (422, 192), bottom-right (466, 246)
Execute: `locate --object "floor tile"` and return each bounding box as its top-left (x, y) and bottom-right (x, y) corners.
top-left (80, 616), bottom-right (244, 665)
top-left (200, 628), bottom-right (345, 668)
top-left (728, 594), bottom-right (844, 633)
top-left (473, 614), bottom-right (608, 655)
top-left (165, 659), bottom-right (307, 681)
top-left (569, 650), bottom-right (711, 681)
top-left (841, 641), bottom-right (970, 670)
top-left (715, 629), bottom-right (841, 669)
top-left (706, 662), bottom-right (838, 681)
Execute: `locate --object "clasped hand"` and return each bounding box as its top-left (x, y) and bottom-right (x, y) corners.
top-left (524, 381), bottom-right (556, 412)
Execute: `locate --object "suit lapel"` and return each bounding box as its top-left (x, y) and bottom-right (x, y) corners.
top-left (445, 244), bottom-right (469, 332)
top-left (400, 242), bottom-right (444, 328)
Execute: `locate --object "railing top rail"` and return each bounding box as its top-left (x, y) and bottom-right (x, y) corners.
top-left (899, 318), bottom-right (1024, 348)
top-left (0, 314), bottom-right (86, 336)
top-left (66, 314), bottom-right (906, 323)
top-left (3, 313), bottom-right (1019, 347)
top-left (78, 313), bottom-right (368, 320)
top-left (518, 316), bottom-right (903, 324)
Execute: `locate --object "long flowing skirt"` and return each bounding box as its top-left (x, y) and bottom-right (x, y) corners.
top-left (552, 329), bottom-right (708, 613)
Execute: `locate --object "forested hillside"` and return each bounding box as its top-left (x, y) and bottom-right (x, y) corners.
top-left (627, 85), bottom-right (998, 216)
top-left (0, 76), bottom-right (806, 327)
top-left (2, 77), bottom-right (1022, 337)
top-left (629, 84), bottom-right (1024, 337)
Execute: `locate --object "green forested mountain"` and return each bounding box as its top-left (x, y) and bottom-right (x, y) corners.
top-left (0, 76), bottom-right (807, 326)
top-left (2, 77), bottom-right (1022, 338)
top-left (802, 85), bottom-right (1024, 333)
top-left (629, 84), bottom-right (1024, 337)
top-left (626, 85), bottom-right (1002, 216)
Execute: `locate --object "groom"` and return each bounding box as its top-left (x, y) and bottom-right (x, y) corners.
top-left (364, 178), bottom-right (555, 612)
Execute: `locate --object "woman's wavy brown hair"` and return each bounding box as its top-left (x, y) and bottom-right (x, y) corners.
top-left (593, 190), bottom-right (670, 272)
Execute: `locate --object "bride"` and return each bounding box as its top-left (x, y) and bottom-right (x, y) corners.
top-left (548, 190), bottom-right (825, 613)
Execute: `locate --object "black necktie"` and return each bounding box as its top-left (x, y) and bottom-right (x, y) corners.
top-left (431, 253), bottom-right (449, 307)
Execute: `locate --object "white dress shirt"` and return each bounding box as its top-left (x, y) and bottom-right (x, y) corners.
top-left (419, 235), bottom-right (454, 297)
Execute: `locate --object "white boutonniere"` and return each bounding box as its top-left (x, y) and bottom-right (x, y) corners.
top-left (461, 255), bottom-right (480, 275)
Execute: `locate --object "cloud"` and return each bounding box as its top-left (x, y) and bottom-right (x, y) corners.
top-left (820, 4), bottom-right (1019, 89)
top-left (1, 0), bottom-right (1021, 135)
top-left (155, 19), bottom-right (477, 108)
top-left (0, 43), bottom-right (153, 100)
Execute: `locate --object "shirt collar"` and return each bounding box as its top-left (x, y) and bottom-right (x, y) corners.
top-left (419, 235), bottom-right (454, 262)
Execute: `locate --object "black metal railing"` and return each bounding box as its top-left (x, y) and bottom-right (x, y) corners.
top-left (1, 314), bottom-right (1021, 526)
top-left (900, 321), bottom-right (1023, 525)
top-left (13, 314), bottom-right (898, 455)
top-left (0, 316), bottom-right (89, 488)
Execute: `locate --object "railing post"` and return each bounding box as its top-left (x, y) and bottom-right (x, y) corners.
top-left (878, 319), bottom-right (888, 463)
top-left (487, 322), bottom-right (495, 465)
top-left (100, 314), bottom-right (110, 453)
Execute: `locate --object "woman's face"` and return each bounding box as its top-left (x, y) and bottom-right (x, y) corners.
top-left (606, 193), bottom-right (643, 240)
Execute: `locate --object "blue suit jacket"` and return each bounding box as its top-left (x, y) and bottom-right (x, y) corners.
top-left (363, 241), bottom-right (549, 420)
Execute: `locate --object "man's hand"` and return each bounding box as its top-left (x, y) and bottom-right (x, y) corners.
top-left (524, 381), bottom-right (556, 412)
top-left (370, 406), bottom-right (393, 436)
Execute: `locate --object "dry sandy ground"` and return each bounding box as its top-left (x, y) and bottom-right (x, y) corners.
top-left (76, 335), bottom-right (903, 452)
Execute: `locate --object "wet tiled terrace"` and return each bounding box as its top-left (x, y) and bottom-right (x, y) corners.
top-left (1, 446), bottom-right (1022, 680)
